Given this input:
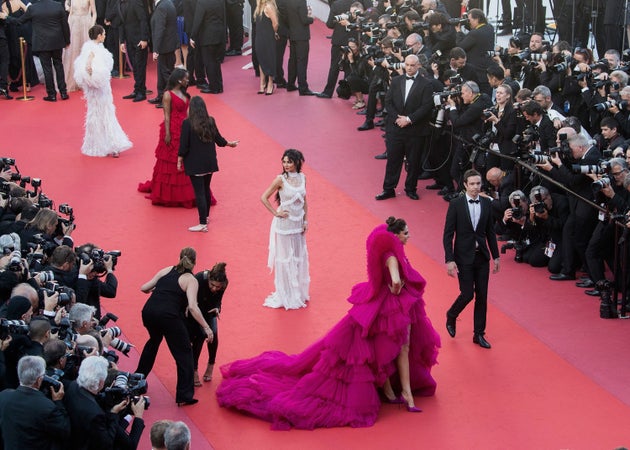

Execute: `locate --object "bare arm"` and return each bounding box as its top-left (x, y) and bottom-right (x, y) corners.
top-left (163, 91), bottom-right (173, 144)
top-left (386, 256), bottom-right (403, 294)
top-left (261, 176), bottom-right (287, 218)
top-left (180, 274), bottom-right (213, 342)
top-left (266, 4), bottom-right (279, 33)
top-left (89, 0), bottom-right (96, 24)
top-left (140, 266), bottom-right (172, 293)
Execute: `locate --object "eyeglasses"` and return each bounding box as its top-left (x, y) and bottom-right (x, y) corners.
top-left (611, 171), bottom-right (626, 177)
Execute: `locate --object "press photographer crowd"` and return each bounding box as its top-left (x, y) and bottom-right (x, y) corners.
top-left (0, 159), bottom-right (158, 449)
top-left (316, 0), bottom-right (630, 317)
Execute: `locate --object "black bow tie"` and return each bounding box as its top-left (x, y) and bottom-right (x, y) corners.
top-left (468, 199), bottom-right (480, 204)
top-left (406, 76), bottom-right (416, 81)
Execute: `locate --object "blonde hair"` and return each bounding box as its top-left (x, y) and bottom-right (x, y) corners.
top-left (254, 0), bottom-right (277, 19)
top-left (175, 247), bottom-right (196, 273)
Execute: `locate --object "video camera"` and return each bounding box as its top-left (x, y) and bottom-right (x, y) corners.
top-left (0, 318), bottom-right (29, 340)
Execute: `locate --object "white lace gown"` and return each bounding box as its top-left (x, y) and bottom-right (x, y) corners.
top-left (264, 172), bottom-right (310, 310)
top-left (73, 40), bottom-right (132, 157)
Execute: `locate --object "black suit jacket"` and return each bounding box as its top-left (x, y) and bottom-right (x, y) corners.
top-left (326, 0), bottom-right (353, 45)
top-left (182, 0), bottom-right (195, 34)
top-left (150, 0), bottom-right (179, 53)
top-left (455, 22), bottom-right (494, 70)
top-left (119, 0), bottom-right (150, 44)
top-left (0, 386), bottom-right (70, 450)
top-left (190, 0), bottom-right (226, 46)
top-left (14, 0), bottom-right (70, 52)
top-left (384, 73), bottom-right (434, 137)
top-left (448, 93), bottom-right (493, 141)
top-left (443, 194), bottom-right (499, 265)
top-left (536, 115), bottom-right (556, 153)
top-left (285, 0), bottom-right (312, 41)
top-left (178, 118), bottom-right (228, 175)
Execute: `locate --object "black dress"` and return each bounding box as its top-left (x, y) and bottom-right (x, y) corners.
top-left (136, 267), bottom-right (195, 403)
top-left (4, 0), bottom-right (38, 89)
top-left (254, 12), bottom-right (276, 78)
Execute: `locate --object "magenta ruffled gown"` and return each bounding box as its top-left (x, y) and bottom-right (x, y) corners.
top-left (216, 224), bottom-right (441, 430)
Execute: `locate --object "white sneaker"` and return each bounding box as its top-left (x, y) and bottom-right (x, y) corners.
top-left (188, 224), bottom-right (208, 232)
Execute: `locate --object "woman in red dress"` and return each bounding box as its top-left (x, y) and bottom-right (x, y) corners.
top-left (138, 68), bottom-right (197, 207)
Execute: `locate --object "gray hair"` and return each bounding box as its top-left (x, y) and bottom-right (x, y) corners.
top-left (529, 186), bottom-right (549, 203)
top-left (611, 70), bottom-right (629, 88)
top-left (18, 355), bottom-right (46, 387)
top-left (568, 133), bottom-right (589, 148)
top-left (509, 190), bottom-right (528, 205)
top-left (610, 157), bottom-right (628, 171)
top-left (624, 173), bottom-right (630, 190)
top-left (77, 356), bottom-right (108, 393)
top-left (532, 85), bottom-right (551, 98)
top-left (406, 33), bottom-right (422, 46)
top-left (69, 303), bottom-right (95, 329)
top-left (462, 81), bottom-right (480, 94)
top-left (165, 421), bottom-right (191, 450)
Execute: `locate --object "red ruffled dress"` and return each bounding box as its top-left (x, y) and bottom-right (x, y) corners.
top-left (216, 224), bottom-right (440, 430)
top-left (138, 93), bottom-right (197, 208)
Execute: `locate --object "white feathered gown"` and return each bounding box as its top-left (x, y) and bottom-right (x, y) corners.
top-left (74, 40), bottom-right (132, 157)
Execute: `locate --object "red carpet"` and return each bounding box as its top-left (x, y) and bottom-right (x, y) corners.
top-left (5, 21), bottom-right (630, 449)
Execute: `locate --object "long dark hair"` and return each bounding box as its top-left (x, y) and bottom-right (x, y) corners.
top-left (188, 96), bottom-right (217, 143)
top-left (281, 149), bottom-right (305, 174)
top-left (166, 68), bottom-right (190, 98)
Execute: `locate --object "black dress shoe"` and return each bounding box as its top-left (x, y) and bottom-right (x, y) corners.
top-left (358, 120), bottom-right (374, 131)
top-left (286, 85), bottom-right (298, 92)
top-left (111, 70), bottom-right (119, 77)
top-left (176, 399), bottom-right (199, 406)
top-left (375, 190), bottom-right (395, 200)
top-left (473, 334), bottom-right (491, 349)
top-left (60, 92), bottom-right (69, 100)
top-left (133, 94), bottom-right (147, 102)
top-left (374, 152), bottom-right (387, 160)
top-left (316, 92), bottom-right (332, 98)
top-left (374, 119), bottom-right (385, 126)
top-left (426, 183), bottom-right (444, 190)
top-left (576, 279), bottom-right (594, 288)
top-left (122, 92), bottom-right (137, 99)
top-left (43, 95), bottom-right (57, 102)
top-left (405, 191), bottom-right (419, 200)
top-left (148, 97), bottom-right (162, 104)
top-left (549, 273), bottom-right (576, 281)
top-left (446, 317), bottom-right (456, 338)
top-left (196, 83), bottom-right (210, 90)
top-left (443, 192), bottom-right (460, 202)
top-left (417, 171), bottom-right (432, 180)
top-left (299, 90), bottom-right (317, 96)
top-left (437, 186), bottom-right (452, 196)
top-left (0, 89), bottom-right (13, 100)
top-left (585, 289), bottom-right (601, 296)
top-left (225, 49), bottom-right (242, 56)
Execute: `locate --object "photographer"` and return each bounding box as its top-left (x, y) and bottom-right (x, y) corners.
top-left (444, 80), bottom-right (493, 199)
top-left (18, 209), bottom-right (74, 253)
top-left (521, 101), bottom-right (557, 153)
top-left (45, 245), bottom-right (79, 290)
top-left (537, 134), bottom-right (602, 281)
top-left (448, 47), bottom-right (481, 88)
top-left (425, 12), bottom-right (455, 57)
top-left (520, 33), bottom-right (547, 91)
top-left (485, 63), bottom-right (520, 101)
top-left (608, 86), bottom-right (630, 138)
top-left (75, 243), bottom-right (119, 320)
top-left (0, 355), bottom-right (70, 449)
top-left (526, 186), bottom-right (569, 272)
top-left (483, 84), bottom-right (518, 171)
top-left (598, 117), bottom-right (626, 154)
top-left (453, 8), bottom-right (493, 95)
top-left (496, 191), bottom-right (533, 263)
top-left (318, 0), bottom-right (364, 99)
top-left (340, 38), bottom-right (370, 108)
top-left (582, 158), bottom-right (629, 296)
top-left (65, 355), bottom-right (145, 450)
top-left (406, 32), bottom-right (431, 60)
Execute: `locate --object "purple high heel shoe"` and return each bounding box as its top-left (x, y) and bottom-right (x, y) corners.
top-left (385, 395), bottom-right (406, 404)
top-left (406, 405), bottom-right (422, 413)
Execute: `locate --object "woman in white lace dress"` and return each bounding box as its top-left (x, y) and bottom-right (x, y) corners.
top-left (74, 25), bottom-right (131, 157)
top-left (261, 149), bottom-right (310, 309)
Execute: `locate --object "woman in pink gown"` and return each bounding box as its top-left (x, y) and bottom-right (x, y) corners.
top-left (216, 217), bottom-right (440, 429)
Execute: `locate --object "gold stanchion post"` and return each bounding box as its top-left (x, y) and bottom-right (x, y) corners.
top-left (116, 39), bottom-right (130, 79)
top-left (16, 37), bottom-right (34, 101)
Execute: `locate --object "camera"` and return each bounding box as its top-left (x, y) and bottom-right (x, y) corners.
top-left (500, 239), bottom-right (528, 263)
top-left (571, 163), bottom-right (608, 175)
top-left (40, 368), bottom-right (64, 397)
top-left (591, 174), bottom-right (612, 194)
top-left (1, 158), bottom-right (16, 166)
top-left (551, 56), bottom-right (575, 73)
top-left (532, 190), bottom-right (546, 214)
top-left (589, 59), bottom-right (609, 71)
top-left (79, 249), bottom-right (121, 274)
top-left (593, 99), bottom-right (626, 112)
top-left (472, 130), bottom-right (496, 148)
top-left (0, 318), bottom-right (29, 340)
top-left (98, 371), bottom-right (150, 413)
top-left (510, 195), bottom-right (523, 220)
top-left (448, 13), bottom-right (468, 28)
top-left (593, 80), bottom-right (620, 91)
top-left (482, 108), bottom-right (497, 119)
top-left (333, 13), bottom-right (349, 22)
top-left (529, 153), bottom-right (551, 164)
top-left (40, 281), bottom-right (73, 308)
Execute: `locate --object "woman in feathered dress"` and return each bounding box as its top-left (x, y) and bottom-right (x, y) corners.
top-left (216, 216), bottom-right (441, 429)
top-left (74, 25), bottom-right (132, 157)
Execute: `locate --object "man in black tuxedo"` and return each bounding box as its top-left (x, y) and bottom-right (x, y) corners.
top-left (285, 0), bottom-right (315, 95)
top-left (149, 0), bottom-right (179, 104)
top-left (190, 0), bottom-right (226, 94)
top-left (11, 0), bottom-right (70, 101)
top-left (65, 356), bottom-right (146, 450)
top-left (0, 355), bottom-right (70, 449)
top-left (375, 54), bottom-right (434, 201)
top-left (120, 0), bottom-right (150, 101)
top-left (444, 169), bottom-right (500, 349)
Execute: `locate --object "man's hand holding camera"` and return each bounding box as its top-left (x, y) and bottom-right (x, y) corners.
top-left (50, 381), bottom-right (65, 401)
top-left (529, 203), bottom-right (548, 222)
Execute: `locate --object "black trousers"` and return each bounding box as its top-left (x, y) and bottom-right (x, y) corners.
top-left (190, 173), bottom-right (213, 224)
top-left (447, 251), bottom-right (490, 335)
top-left (37, 49), bottom-right (66, 96)
top-left (383, 133), bottom-right (426, 194)
top-left (0, 39), bottom-right (8, 91)
top-left (136, 310), bottom-right (194, 403)
top-left (199, 43), bottom-right (224, 92)
top-left (126, 43), bottom-right (148, 94)
top-left (190, 314), bottom-right (218, 370)
top-left (559, 212), bottom-right (597, 276)
top-left (156, 51), bottom-right (176, 97)
top-left (226, 1), bottom-right (244, 51)
top-left (585, 221), bottom-right (615, 283)
top-left (187, 46), bottom-right (206, 84)
top-left (104, 25), bottom-right (120, 72)
top-left (275, 34), bottom-right (288, 83)
top-left (322, 44), bottom-right (342, 97)
top-left (287, 39), bottom-right (309, 92)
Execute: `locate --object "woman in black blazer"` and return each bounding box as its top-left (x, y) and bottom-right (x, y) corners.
top-left (484, 83), bottom-right (518, 171)
top-left (177, 96), bottom-right (238, 232)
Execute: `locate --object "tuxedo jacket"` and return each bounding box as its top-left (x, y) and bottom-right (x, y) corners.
top-left (151, 0), bottom-right (179, 53)
top-left (190, 0), bottom-right (226, 46)
top-left (384, 73), bottom-right (434, 137)
top-left (15, 0), bottom-right (70, 52)
top-left (119, 0), bottom-right (150, 44)
top-left (443, 194), bottom-right (499, 265)
top-left (0, 386), bottom-right (70, 450)
top-left (285, 0), bottom-right (312, 41)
